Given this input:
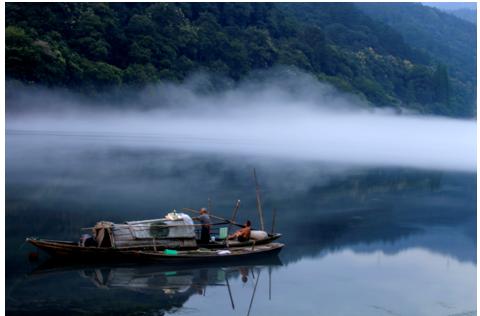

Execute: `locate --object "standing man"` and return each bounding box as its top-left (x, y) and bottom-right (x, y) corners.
top-left (195, 208), bottom-right (211, 244)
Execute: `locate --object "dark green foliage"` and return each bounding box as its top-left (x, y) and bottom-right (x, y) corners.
top-left (5, 3), bottom-right (476, 117)
top-left (357, 3), bottom-right (476, 116)
top-left (6, 26), bottom-right (68, 85)
top-left (433, 64), bottom-right (450, 105)
top-left (123, 63), bottom-right (158, 87)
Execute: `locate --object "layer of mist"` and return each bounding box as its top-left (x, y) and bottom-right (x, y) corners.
top-left (6, 69), bottom-right (476, 172)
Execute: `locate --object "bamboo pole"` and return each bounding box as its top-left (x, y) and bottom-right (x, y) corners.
top-left (182, 208), bottom-right (244, 228)
top-left (228, 200), bottom-right (241, 235)
top-left (81, 208), bottom-right (248, 231)
top-left (81, 222), bottom-right (222, 231)
top-left (271, 208), bottom-right (277, 235)
top-left (253, 168), bottom-right (265, 231)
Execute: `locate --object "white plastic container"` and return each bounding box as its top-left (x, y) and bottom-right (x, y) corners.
top-left (250, 230), bottom-right (268, 240)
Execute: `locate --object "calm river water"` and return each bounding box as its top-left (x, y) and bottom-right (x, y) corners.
top-left (5, 133), bottom-right (476, 315)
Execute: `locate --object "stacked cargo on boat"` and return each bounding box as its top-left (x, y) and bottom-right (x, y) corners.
top-left (93, 212), bottom-right (197, 250)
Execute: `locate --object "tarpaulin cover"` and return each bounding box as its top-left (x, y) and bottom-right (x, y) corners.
top-left (124, 213), bottom-right (195, 239)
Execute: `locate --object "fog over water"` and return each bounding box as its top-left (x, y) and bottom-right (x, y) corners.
top-left (6, 69), bottom-right (476, 172)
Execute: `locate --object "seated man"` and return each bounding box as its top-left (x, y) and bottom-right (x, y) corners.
top-left (228, 220), bottom-right (251, 242)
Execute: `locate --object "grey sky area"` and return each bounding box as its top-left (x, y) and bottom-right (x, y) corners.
top-left (422, 2), bottom-right (476, 11)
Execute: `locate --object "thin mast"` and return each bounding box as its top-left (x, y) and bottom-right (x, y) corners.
top-left (253, 168), bottom-right (265, 231)
top-left (207, 197), bottom-right (212, 212)
top-left (271, 208), bottom-right (277, 235)
top-left (228, 199), bottom-right (241, 234)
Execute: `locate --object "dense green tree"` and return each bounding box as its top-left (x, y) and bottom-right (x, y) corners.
top-left (123, 63), bottom-right (158, 86)
top-left (433, 64), bottom-right (450, 105)
top-left (245, 27), bottom-right (277, 68)
top-left (357, 3), bottom-right (476, 115)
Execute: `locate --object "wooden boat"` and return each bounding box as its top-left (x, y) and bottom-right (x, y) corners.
top-left (27, 210), bottom-right (282, 257)
top-left (27, 237), bottom-right (284, 263)
top-left (27, 231), bottom-right (281, 254)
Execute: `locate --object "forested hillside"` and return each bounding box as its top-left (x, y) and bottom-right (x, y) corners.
top-left (5, 3), bottom-right (476, 117)
top-left (357, 3), bottom-right (476, 116)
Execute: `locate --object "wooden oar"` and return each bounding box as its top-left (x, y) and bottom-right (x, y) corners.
top-left (182, 208), bottom-right (245, 228)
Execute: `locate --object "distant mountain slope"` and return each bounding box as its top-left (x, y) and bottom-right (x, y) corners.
top-left (5, 3), bottom-right (476, 117)
top-left (448, 8), bottom-right (476, 24)
top-left (422, 2), bottom-right (476, 11)
top-left (356, 3), bottom-right (476, 116)
top-left (279, 3), bottom-right (429, 64)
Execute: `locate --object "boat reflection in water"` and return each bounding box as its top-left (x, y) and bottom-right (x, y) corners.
top-left (8, 257), bottom-right (282, 315)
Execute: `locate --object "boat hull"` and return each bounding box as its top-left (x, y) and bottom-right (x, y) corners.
top-left (27, 238), bottom-right (131, 262)
top-left (129, 243), bottom-right (284, 264)
top-left (26, 238), bottom-right (284, 263)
